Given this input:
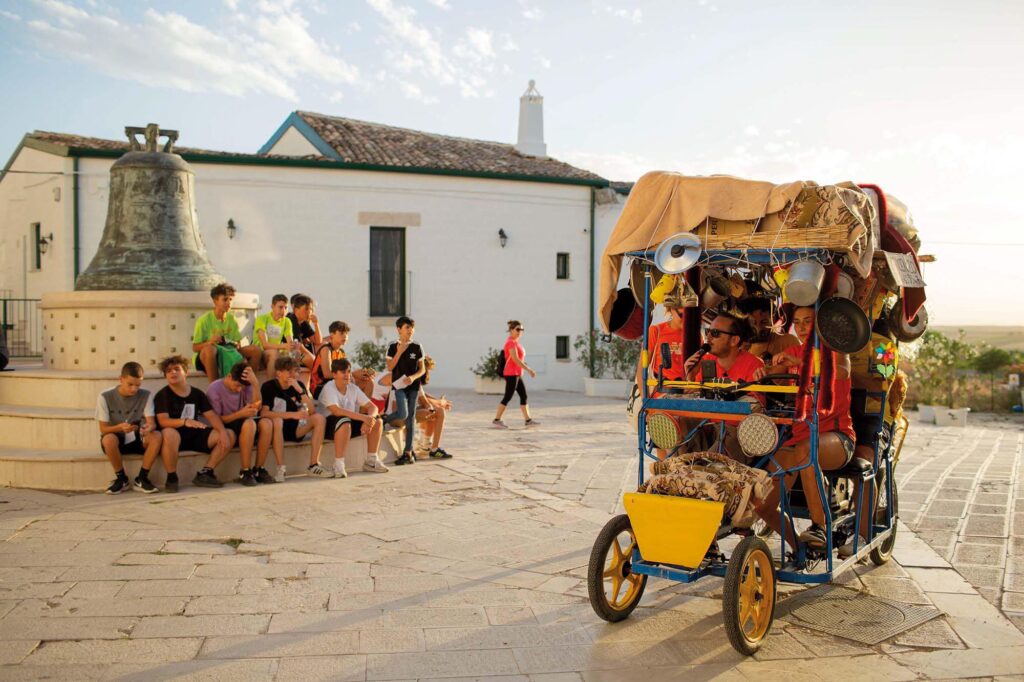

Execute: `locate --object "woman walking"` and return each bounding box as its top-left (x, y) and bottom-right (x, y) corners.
top-left (493, 320), bottom-right (539, 429)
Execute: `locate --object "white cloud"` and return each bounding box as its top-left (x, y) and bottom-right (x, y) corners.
top-left (426, 0), bottom-right (451, 9)
top-left (537, 55), bottom-right (551, 69)
top-left (24, 0), bottom-right (359, 101)
top-left (328, 90), bottom-right (344, 103)
top-left (519, 1), bottom-right (543, 20)
top-left (366, 0), bottom-right (455, 84)
top-left (398, 80), bottom-right (439, 104)
top-left (499, 33), bottom-right (518, 51)
top-left (605, 5), bottom-right (642, 25)
top-left (0, 9), bottom-right (22, 21)
top-left (744, 125), bottom-right (760, 137)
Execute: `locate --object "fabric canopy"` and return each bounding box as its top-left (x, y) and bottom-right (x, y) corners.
top-left (599, 172), bottom-right (804, 331)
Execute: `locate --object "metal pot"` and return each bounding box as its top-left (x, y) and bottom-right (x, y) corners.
top-left (785, 261), bottom-right (825, 306)
top-left (701, 270), bottom-right (732, 308)
top-left (889, 301), bottom-right (928, 342)
top-left (834, 271), bottom-right (855, 299)
top-left (816, 296), bottom-right (872, 353)
top-left (609, 287), bottom-right (652, 340)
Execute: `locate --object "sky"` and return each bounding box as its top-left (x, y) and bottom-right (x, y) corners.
top-left (1, 0), bottom-right (1022, 326)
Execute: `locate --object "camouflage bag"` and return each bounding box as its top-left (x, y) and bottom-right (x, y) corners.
top-left (638, 451), bottom-right (772, 528)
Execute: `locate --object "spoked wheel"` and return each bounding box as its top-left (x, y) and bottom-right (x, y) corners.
top-left (588, 514), bottom-right (647, 622)
top-left (723, 536), bottom-right (777, 655)
top-left (870, 470), bottom-right (899, 566)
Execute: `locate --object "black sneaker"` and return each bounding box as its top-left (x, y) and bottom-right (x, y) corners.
top-left (394, 452), bottom-right (414, 466)
top-left (254, 467), bottom-right (275, 484)
top-left (133, 476), bottom-right (158, 494)
top-left (106, 477), bottom-right (131, 495)
top-left (239, 469), bottom-right (257, 487)
top-left (164, 476), bottom-right (179, 493)
top-left (428, 448), bottom-right (453, 459)
top-left (193, 470), bottom-right (224, 488)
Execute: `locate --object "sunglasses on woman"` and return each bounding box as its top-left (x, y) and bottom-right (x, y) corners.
top-left (706, 328), bottom-right (737, 339)
top-left (514, 327), bottom-right (524, 332)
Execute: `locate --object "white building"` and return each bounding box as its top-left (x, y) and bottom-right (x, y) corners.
top-left (0, 91), bottom-right (628, 389)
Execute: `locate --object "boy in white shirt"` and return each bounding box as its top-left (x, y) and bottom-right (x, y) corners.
top-left (318, 359), bottom-right (389, 477)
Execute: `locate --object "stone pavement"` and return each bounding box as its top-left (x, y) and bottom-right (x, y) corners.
top-left (0, 389), bottom-right (1021, 680)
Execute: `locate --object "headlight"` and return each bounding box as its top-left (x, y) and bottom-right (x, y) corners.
top-left (646, 412), bottom-right (681, 450)
top-left (737, 413), bottom-right (778, 458)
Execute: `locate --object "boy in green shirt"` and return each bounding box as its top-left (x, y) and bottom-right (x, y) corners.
top-left (192, 283), bottom-right (262, 382)
top-left (255, 294), bottom-right (301, 380)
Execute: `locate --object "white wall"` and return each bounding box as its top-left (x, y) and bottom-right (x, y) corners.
top-left (43, 156), bottom-right (596, 388)
top-left (0, 147), bottom-right (75, 299)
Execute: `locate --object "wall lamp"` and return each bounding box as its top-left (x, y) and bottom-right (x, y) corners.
top-left (227, 218), bottom-right (237, 239)
top-left (38, 232), bottom-right (54, 255)
top-left (498, 228), bottom-right (508, 248)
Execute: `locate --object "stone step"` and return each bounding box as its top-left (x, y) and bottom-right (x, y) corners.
top-left (0, 430), bottom-right (404, 492)
top-left (0, 404), bottom-right (97, 450)
top-left (0, 367), bottom-right (210, 410)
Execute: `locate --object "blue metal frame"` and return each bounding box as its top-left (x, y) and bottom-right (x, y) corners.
top-left (629, 246), bottom-right (899, 585)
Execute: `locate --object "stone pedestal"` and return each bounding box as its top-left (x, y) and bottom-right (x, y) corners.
top-left (41, 290), bottom-right (258, 371)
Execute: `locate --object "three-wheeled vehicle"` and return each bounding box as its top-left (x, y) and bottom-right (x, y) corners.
top-left (587, 173), bottom-right (926, 655)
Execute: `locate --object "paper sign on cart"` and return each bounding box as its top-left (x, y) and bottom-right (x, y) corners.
top-left (884, 252), bottom-right (926, 288)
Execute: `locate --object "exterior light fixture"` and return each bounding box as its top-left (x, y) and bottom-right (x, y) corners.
top-left (38, 232), bottom-right (54, 255)
top-left (498, 228), bottom-right (508, 248)
top-left (227, 218), bottom-right (237, 239)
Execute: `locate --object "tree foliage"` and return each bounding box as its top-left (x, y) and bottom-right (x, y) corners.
top-left (909, 330), bottom-right (976, 406)
top-left (574, 332), bottom-right (640, 380)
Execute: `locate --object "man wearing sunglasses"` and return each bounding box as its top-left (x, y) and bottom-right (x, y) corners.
top-left (683, 312), bottom-right (766, 463)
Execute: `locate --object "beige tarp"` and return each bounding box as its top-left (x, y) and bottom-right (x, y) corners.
top-left (599, 172), bottom-right (803, 331)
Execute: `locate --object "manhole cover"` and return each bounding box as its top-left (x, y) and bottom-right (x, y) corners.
top-left (778, 585), bottom-right (940, 645)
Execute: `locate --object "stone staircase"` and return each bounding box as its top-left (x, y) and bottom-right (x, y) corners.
top-left (0, 364), bottom-right (402, 491)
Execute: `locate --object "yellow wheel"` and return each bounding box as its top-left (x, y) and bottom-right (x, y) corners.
top-left (588, 514), bottom-right (647, 622)
top-left (723, 536), bottom-right (776, 655)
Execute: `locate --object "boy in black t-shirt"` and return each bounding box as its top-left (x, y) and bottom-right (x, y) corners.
top-left (382, 316), bottom-right (427, 466)
top-left (154, 355), bottom-right (232, 491)
top-left (286, 293), bottom-right (320, 374)
top-left (260, 355), bottom-right (328, 478)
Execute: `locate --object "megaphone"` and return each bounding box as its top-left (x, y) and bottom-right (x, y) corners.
top-left (653, 233), bottom-right (702, 274)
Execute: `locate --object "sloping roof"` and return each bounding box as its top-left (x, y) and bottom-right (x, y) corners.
top-left (292, 111), bottom-right (605, 185)
top-left (13, 115), bottom-right (608, 188)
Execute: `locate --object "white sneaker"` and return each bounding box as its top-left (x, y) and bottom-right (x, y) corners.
top-left (308, 463), bottom-right (335, 478)
top-left (492, 419), bottom-right (508, 429)
top-left (838, 535), bottom-right (868, 559)
top-left (275, 465), bottom-right (287, 483)
top-left (334, 462), bottom-right (348, 479)
top-left (363, 456), bottom-right (389, 473)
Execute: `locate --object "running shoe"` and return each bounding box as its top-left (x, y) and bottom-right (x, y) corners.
top-left (133, 475), bottom-right (158, 494)
top-left (308, 463), bottom-right (335, 478)
top-left (106, 477), bottom-right (131, 495)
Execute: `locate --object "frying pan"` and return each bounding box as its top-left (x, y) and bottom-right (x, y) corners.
top-left (816, 296), bottom-right (871, 353)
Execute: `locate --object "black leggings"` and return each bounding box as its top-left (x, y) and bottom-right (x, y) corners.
top-left (500, 376), bottom-right (528, 406)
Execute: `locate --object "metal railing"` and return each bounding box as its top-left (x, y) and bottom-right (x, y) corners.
top-left (1, 298), bottom-right (43, 358)
top-left (368, 270), bottom-right (412, 318)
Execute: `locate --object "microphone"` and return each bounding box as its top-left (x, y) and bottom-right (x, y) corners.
top-left (695, 342), bottom-right (711, 359)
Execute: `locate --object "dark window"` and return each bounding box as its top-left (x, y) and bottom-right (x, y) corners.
top-left (32, 224), bottom-right (41, 270)
top-left (556, 335), bottom-right (569, 360)
top-left (556, 252), bottom-right (570, 280)
top-left (369, 227), bottom-right (406, 317)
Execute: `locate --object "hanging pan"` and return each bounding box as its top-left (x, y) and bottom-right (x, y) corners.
top-left (816, 296), bottom-right (871, 353)
top-left (609, 287), bottom-right (652, 341)
top-left (889, 301), bottom-right (928, 342)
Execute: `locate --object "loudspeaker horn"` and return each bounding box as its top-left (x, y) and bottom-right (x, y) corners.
top-left (653, 233), bottom-right (702, 274)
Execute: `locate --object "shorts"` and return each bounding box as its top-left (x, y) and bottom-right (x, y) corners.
top-left (101, 431), bottom-right (145, 456)
top-left (836, 432), bottom-right (855, 466)
top-left (282, 419), bottom-right (307, 443)
top-left (224, 418), bottom-right (256, 436)
top-left (177, 426), bottom-right (214, 454)
top-left (850, 389), bottom-right (885, 447)
top-left (326, 415), bottom-right (363, 438)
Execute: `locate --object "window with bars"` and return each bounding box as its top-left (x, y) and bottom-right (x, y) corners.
top-left (556, 252), bottom-right (570, 280)
top-left (556, 335), bottom-right (569, 360)
top-left (369, 227), bottom-right (406, 317)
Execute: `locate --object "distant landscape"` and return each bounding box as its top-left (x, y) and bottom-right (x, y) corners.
top-left (931, 326), bottom-right (1024, 352)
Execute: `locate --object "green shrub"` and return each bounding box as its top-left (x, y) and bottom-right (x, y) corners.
top-left (470, 347), bottom-right (503, 379)
top-left (352, 340), bottom-right (389, 372)
top-left (574, 332), bottom-right (640, 380)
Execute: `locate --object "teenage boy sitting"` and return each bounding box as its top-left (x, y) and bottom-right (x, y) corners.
top-left (97, 361), bottom-right (163, 494)
top-left (260, 356), bottom-right (328, 478)
top-left (154, 355), bottom-right (232, 490)
top-left (286, 293), bottom-right (321, 372)
top-left (192, 282), bottom-right (262, 382)
top-left (318, 359), bottom-right (389, 477)
top-left (255, 294), bottom-right (300, 381)
top-left (414, 357), bottom-right (453, 459)
top-left (207, 362), bottom-right (274, 486)
top-left (311, 321), bottom-right (376, 398)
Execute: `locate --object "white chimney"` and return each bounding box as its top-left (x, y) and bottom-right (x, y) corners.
top-left (515, 80), bottom-right (547, 158)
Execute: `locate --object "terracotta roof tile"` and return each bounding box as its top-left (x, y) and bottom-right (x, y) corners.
top-left (296, 111), bottom-right (605, 183)
top-left (27, 131), bottom-right (316, 161)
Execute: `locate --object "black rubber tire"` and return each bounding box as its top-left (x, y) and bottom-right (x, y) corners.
top-left (588, 514), bottom-right (647, 622)
top-left (723, 535), bottom-right (777, 656)
top-left (871, 471), bottom-right (899, 566)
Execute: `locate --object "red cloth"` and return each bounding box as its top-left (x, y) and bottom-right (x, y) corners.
top-left (694, 350), bottom-right (764, 383)
top-left (647, 322), bottom-right (686, 381)
top-left (502, 337), bottom-right (525, 377)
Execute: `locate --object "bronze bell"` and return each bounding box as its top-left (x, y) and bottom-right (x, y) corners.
top-left (75, 123), bottom-right (223, 291)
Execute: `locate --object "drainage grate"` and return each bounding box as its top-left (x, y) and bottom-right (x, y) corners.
top-left (778, 585), bottom-right (941, 645)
